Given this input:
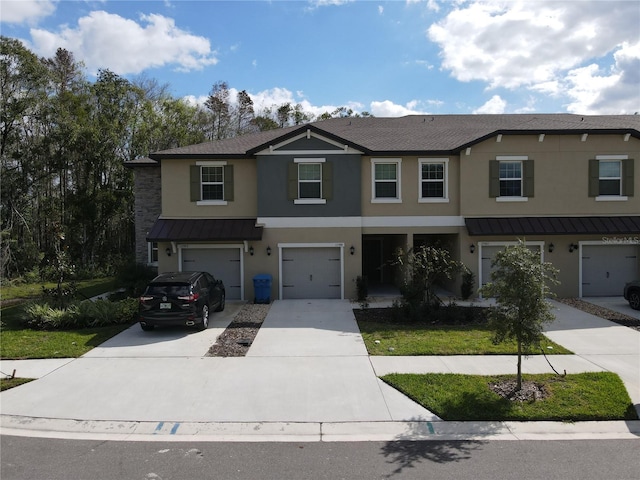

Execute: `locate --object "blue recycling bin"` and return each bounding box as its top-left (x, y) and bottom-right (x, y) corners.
top-left (253, 274), bottom-right (272, 304)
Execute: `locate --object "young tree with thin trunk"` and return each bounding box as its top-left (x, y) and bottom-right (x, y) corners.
top-left (480, 240), bottom-right (559, 391)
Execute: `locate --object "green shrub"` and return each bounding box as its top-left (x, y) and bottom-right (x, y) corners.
top-left (22, 298), bottom-right (138, 330)
top-left (115, 262), bottom-right (157, 297)
top-left (460, 266), bottom-right (475, 300)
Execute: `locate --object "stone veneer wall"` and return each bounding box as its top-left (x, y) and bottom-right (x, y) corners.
top-left (133, 166), bottom-right (162, 265)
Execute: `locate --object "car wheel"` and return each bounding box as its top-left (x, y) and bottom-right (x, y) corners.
top-left (199, 305), bottom-right (210, 330)
top-left (140, 324), bottom-right (154, 331)
top-left (629, 291), bottom-right (640, 310)
top-left (215, 292), bottom-right (226, 312)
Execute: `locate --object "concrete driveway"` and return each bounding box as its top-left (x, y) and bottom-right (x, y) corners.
top-left (582, 296), bottom-right (640, 320)
top-left (0, 300), bottom-right (436, 424)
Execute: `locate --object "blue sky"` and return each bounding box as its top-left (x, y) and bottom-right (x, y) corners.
top-left (2, 0), bottom-right (639, 117)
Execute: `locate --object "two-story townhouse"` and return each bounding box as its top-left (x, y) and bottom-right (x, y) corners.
top-left (127, 114), bottom-right (640, 301)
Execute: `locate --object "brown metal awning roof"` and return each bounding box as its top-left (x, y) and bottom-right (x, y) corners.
top-left (147, 218), bottom-right (263, 242)
top-left (465, 216), bottom-right (640, 236)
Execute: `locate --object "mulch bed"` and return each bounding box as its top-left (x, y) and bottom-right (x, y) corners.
top-left (206, 304), bottom-right (270, 357)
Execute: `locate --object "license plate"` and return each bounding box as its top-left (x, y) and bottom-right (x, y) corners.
top-left (160, 302), bottom-right (172, 310)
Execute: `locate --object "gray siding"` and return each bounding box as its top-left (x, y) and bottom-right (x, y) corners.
top-left (257, 153), bottom-right (361, 217)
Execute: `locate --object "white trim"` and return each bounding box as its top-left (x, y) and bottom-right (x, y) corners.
top-left (362, 216), bottom-right (465, 228)
top-left (196, 160), bottom-right (227, 166)
top-left (278, 243), bottom-right (345, 300)
top-left (595, 196), bottom-right (628, 202)
top-left (196, 200), bottom-right (228, 206)
top-left (256, 216), bottom-right (466, 228)
top-left (147, 242), bottom-right (158, 267)
top-left (258, 217), bottom-right (361, 228)
top-left (371, 158), bottom-right (402, 203)
top-left (418, 158), bottom-right (449, 202)
top-left (255, 131), bottom-right (363, 155)
top-left (294, 199), bottom-right (327, 205)
top-left (595, 155), bottom-right (628, 160)
top-left (477, 241), bottom-right (544, 297)
top-left (496, 155), bottom-right (528, 161)
top-left (178, 243), bottom-right (245, 301)
top-left (294, 157), bottom-right (326, 163)
top-left (496, 196), bottom-right (528, 202)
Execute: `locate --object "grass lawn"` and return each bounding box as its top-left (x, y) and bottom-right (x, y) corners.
top-left (0, 377), bottom-right (34, 391)
top-left (1, 277), bottom-right (131, 359)
top-left (383, 372), bottom-right (638, 421)
top-left (358, 321), bottom-right (572, 355)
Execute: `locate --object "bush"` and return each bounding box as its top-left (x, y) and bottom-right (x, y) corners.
top-left (460, 267), bottom-right (475, 300)
top-left (115, 262), bottom-right (157, 298)
top-left (22, 298), bottom-right (138, 330)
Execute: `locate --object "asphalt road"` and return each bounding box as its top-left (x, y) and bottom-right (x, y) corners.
top-left (2, 436), bottom-right (638, 480)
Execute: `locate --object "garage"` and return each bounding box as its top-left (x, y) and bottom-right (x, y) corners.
top-left (181, 247), bottom-right (243, 300)
top-left (480, 243), bottom-right (543, 288)
top-left (582, 244), bottom-right (639, 297)
top-left (281, 246), bottom-right (342, 299)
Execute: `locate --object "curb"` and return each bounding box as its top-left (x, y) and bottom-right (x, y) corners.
top-left (2, 415), bottom-right (639, 442)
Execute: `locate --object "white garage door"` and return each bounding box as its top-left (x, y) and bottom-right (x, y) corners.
top-left (182, 248), bottom-right (242, 300)
top-left (281, 247), bottom-right (341, 299)
top-left (582, 245), bottom-right (639, 297)
top-left (481, 244), bottom-right (542, 287)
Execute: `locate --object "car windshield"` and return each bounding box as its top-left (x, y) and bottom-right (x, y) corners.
top-left (146, 284), bottom-right (191, 296)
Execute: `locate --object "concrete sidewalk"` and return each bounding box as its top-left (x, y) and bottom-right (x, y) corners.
top-left (1, 298), bottom-right (639, 441)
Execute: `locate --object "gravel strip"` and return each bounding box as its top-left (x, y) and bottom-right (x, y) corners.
top-left (206, 303), bottom-right (271, 357)
top-left (557, 298), bottom-right (640, 332)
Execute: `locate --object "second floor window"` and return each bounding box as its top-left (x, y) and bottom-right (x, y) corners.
top-left (202, 166), bottom-right (224, 200)
top-left (499, 161), bottom-right (522, 197)
top-left (589, 156), bottom-right (633, 199)
top-left (419, 159), bottom-right (448, 201)
top-left (372, 159), bottom-right (401, 202)
top-left (298, 163), bottom-right (322, 199)
top-left (490, 156), bottom-right (533, 200)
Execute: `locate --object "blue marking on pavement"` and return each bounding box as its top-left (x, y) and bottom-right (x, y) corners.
top-left (154, 422), bottom-right (164, 433)
top-left (170, 423), bottom-right (180, 434)
top-left (427, 422), bottom-right (435, 434)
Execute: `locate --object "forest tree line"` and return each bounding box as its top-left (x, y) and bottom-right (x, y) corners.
top-left (1, 36), bottom-right (371, 280)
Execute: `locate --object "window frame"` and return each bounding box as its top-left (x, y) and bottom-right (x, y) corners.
top-left (418, 158), bottom-right (449, 203)
top-left (293, 158), bottom-right (327, 205)
top-left (147, 242), bottom-right (158, 266)
top-left (201, 165), bottom-right (225, 201)
top-left (492, 156), bottom-right (531, 202)
top-left (593, 155), bottom-right (630, 201)
top-left (371, 158), bottom-right (402, 203)
top-left (194, 161), bottom-right (230, 205)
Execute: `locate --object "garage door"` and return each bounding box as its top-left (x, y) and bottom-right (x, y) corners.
top-left (282, 247), bottom-right (341, 299)
top-left (582, 245), bottom-right (639, 296)
top-left (182, 248), bottom-right (242, 300)
top-left (481, 244), bottom-right (542, 287)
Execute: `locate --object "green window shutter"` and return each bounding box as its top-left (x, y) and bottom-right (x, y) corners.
top-left (223, 165), bottom-right (234, 201)
top-left (322, 162), bottom-right (333, 200)
top-left (287, 162), bottom-right (298, 200)
top-left (588, 159), bottom-right (599, 197)
top-left (190, 165), bottom-right (201, 202)
top-left (622, 159), bottom-right (634, 196)
top-left (523, 160), bottom-right (534, 197)
top-left (489, 160), bottom-right (499, 197)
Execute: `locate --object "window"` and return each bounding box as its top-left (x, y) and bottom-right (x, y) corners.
top-left (419, 159), bottom-right (448, 202)
top-left (489, 157), bottom-right (533, 201)
top-left (298, 163), bottom-right (322, 199)
top-left (499, 161), bottom-right (522, 197)
top-left (288, 158), bottom-right (331, 204)
top-left (148, 242), bottom-right (158, 266)
top-left (372, 159), bottom-right (401, 202)
top-left (202, 166), bottom-right (224, 200)
top-left (589, 156), bottom-right (634, 200)
top-left (190, 162), bottom-right (234, 204)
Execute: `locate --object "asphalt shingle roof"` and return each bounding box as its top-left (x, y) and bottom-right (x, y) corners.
top-left (148, 114), bottom-right (640, 159)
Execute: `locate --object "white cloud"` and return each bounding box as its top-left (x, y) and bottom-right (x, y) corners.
top-left (473, 95), bottom-right (507, 114)
top-left (0, 0), bottom-right (56, 24)
top-left (28, 11), bottom-right (218, 75)
top-left (370, 100), bottom-right (428, 116)
top-left (428, 0), bottom-right (640, 113)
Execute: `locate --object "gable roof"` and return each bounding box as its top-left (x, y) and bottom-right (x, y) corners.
top-left (148, 114), bottom-right (640, 160)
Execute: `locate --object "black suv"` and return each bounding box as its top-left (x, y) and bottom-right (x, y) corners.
top-left (624, 280), bottom-right (640, 310)
top-left (138, 272), bottom-right (225, 331)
